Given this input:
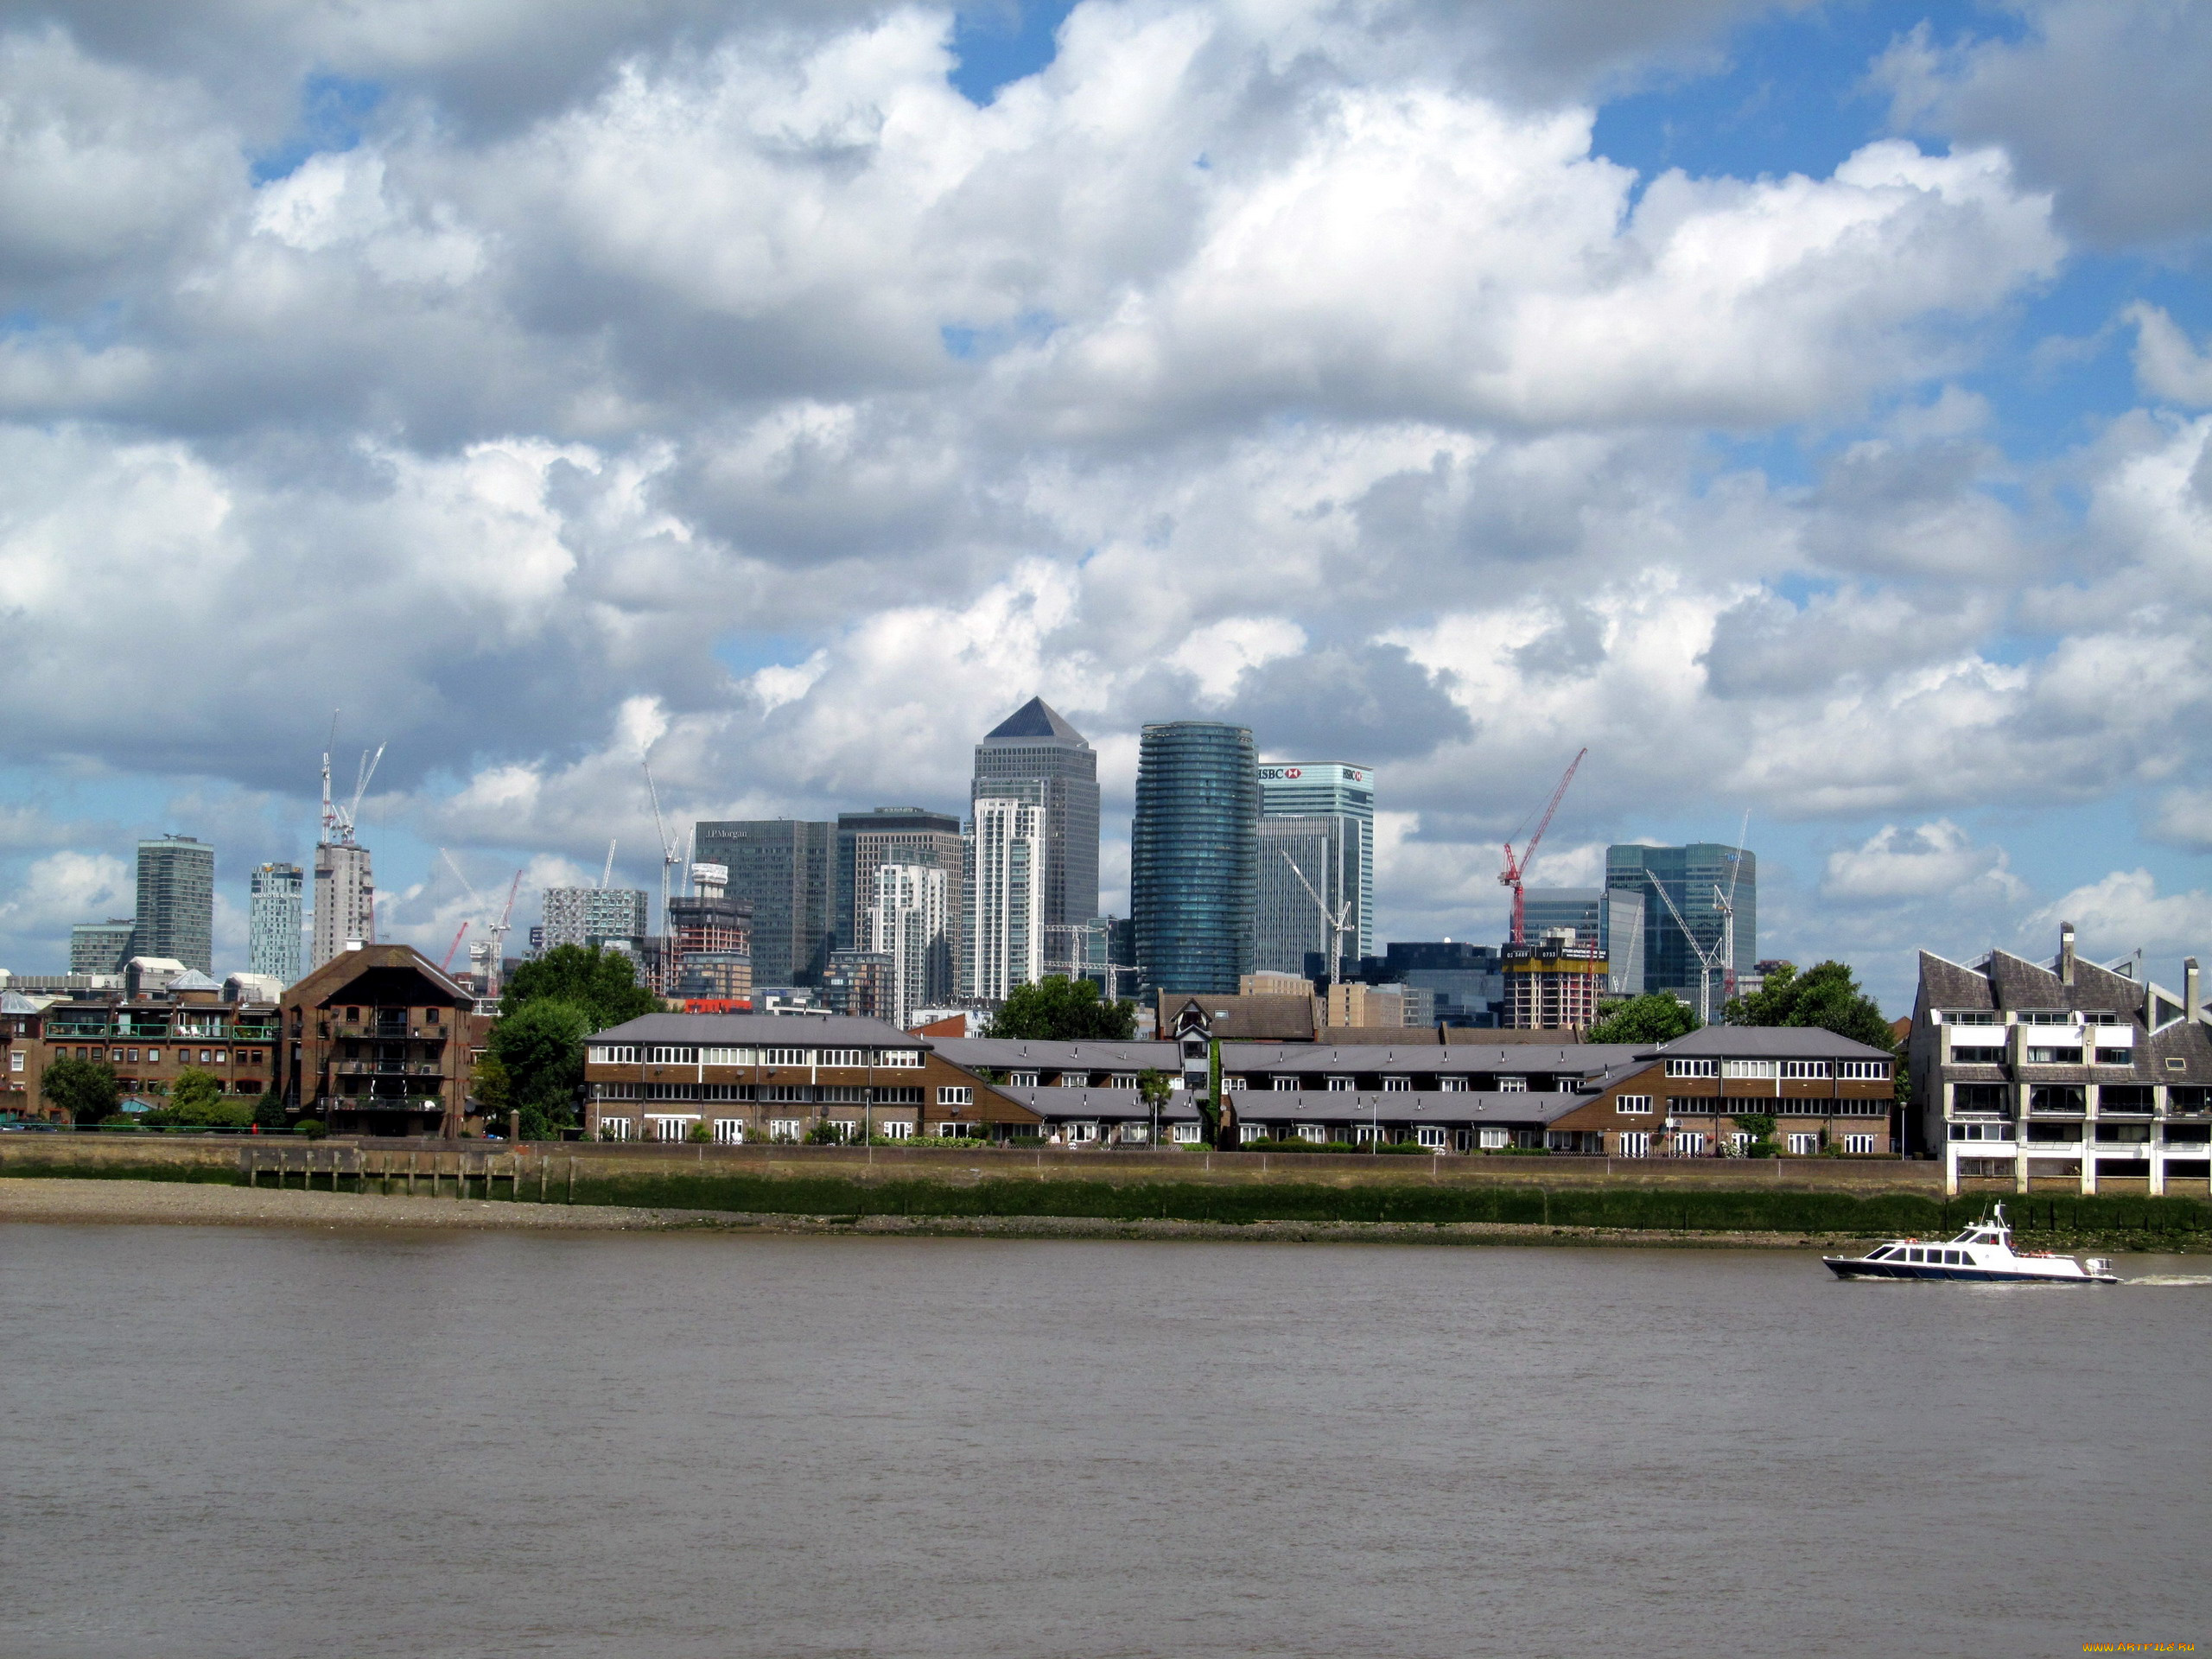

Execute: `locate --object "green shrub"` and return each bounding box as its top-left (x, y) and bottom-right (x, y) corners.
top-left (294, 1118), bottom-right (327, 1139)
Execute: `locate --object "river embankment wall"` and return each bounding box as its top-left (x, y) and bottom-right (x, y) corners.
top-left (4, 1134), bottom-right (2206, 1244)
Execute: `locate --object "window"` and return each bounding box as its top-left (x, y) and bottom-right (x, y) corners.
top-left (1239, 1123), bottom-right (1267, 1143)
top-left (1843, 1134), bottom-right (1878, 1154)
top-left (1666, 1058), bottom-right (1719, 1077)
top-left (2082, 1011), bottom-right (2119, 1026)
top-left (1172, 1123), bottom-right (1204, 1143)
top-left (1440, 1077), bottom-right (1469, 1092)
top-left (817, 1086), bottom-right (869, 1104)
top-left (1839, 1060), bottom-right (1891, 1079)
top-left (2029, 1084), bottom-right (2086, 1113)
top-left (1223, 1076), bottom-right (1247, 1090)
top-left (1110, 1073), bottom-right (1138, 1088)
top-left (1727, 1132), bottom-right (1754, 1154)
top-left (712, 1120), bottom-right (746, 1143)
top-left (762, 1048), bottom-right (810, 1067)
top-left (1949, 1122), bottom-right (2012, 1142)
top-left (647, 1116), bottom-right (696, 1141)
top-left (760, 1084), bottom-right (811, 1103)
top-left (212, 1051), bottom-right (226, 1065)
top-left (590, 1046), bottom-right (639, 1065)
top-left (1414, 1126), bottom-right (1448, 1149)
top-left (1615, 1094), bottom-right (1653, 1114)
top-left (2099, 1085), bottom-right (2154, 1113)
top-left (1325, 1076), bottom-right (1353, 1092)
top-left (871, 1086), bottom-right (923, 1105)
top-left (2023, 1011), bottom-right (2075, 1026)
top-left (1617, 1132), bottom-right (1650, 1158)
top-left (1272, 1076), bottom-right (1298, 1091)
top-left (1943, 1009), bottom-right (1997, 1025)
top-left (1723, 1059), bottom-right (1778, 1079)
top-left (1065, 1122), bottom-right (1097, 1143)
top-left (8, 1051), bottom-right (20, 1072)
top-left (1009, 1071), bottom-right (1039, 1088)
top-left (1295, 1124), bottom-right (1327, 1143)
top-left (880, 1121), bottom-right (914, 1140)
top-left (697, 1084), bottom-right (749, 1102)
top-left (1382, 1077), bottom-right (1412, 1092)
top-left (874, 1048), bottom-right (923, 1068)
top-left (1950, 1044), bottom-right (2006, 1065)
top-left (1780, 1060), bottom-right (1830, 1079)
top-left (2094, 1050), bottom-right (2136, 1067)
top-left (817, 1049), bottom-right (864, 1067)
top-left (1479, 1128), bottom-right (1510, 1150)
top-left (1786, 1133), bottom-right (1820, 1155)
top-left (2169, 1087), bottom-right (2210, 1113)
top-left (700, 1046), bottom-right (752, 1065)
top-left (1497, 1076), bottom-right (1528, 1093)
top-left (598, 1116), bottom-right (633, 1140)
top-left (767, 1119), bottom-right (804, 1141)
top-left (2168, 1058), bottom-right (2189, 1073)
top-left (937, 1086), bottom-right (973, 1106)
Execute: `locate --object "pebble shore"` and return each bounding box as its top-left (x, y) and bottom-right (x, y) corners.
top-left (0, 1175), bottom-right (1885, 1248)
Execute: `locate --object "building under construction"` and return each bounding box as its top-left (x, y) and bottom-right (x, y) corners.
top-left (1502, 931), bottom-right (1609, 1031)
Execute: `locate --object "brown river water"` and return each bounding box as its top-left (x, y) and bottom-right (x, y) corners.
top-left (2, 1224), bottom-right (2206, 1658)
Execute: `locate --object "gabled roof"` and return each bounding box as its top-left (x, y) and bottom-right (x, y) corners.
top-left (1664, 1027), bottom-right (1895, 1060)
top-left (1160, 994), bottom-right (1318, 1041)
top-left (590, 1012), bottom-right (920, 1045)
top-left (981, 696), bottom-right (1088, 745)
top-left (282, 943), bottom-right (474, 1007)
top-left (1916, 950), bottom-right (1993, 1011)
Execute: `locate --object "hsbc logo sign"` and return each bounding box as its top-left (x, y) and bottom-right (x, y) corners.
top-left (1259, 765), bottom-right (1369, 785)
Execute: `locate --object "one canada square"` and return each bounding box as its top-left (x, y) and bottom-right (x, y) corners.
top-left (970, 698), bottom-right (1100, 968)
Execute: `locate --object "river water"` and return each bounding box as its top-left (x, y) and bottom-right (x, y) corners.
top-left (2, 1226), bottom-right (2205, 1659)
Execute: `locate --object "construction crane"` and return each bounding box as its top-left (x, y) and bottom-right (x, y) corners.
top-left (1719, 809), bottom-right (1751, 1002)
top-left (438, 851), bottom-right (523, 999)
top-left (483, 870), bottom-right (522, 1000)
top-left (1645, 875), bottom-right (1730, 1026)
top-left (644, 758), bottom-right (684, 994)
top-left (599, 839), bottom-right (617, 890)
top-left (321, 711), bottom-right (385, 847)
top-left (1281, 849), bottom-right (1352, 988)
top-left (1498, 747), bottom-right (1587, 944)
top-left (439, 919), bottom-right (471, 972)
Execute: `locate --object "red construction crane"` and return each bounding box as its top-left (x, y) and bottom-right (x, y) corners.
top-left (1498, 747), bottom-right (1588, 944)
top-left (439, 919), bottom-right (471, 972)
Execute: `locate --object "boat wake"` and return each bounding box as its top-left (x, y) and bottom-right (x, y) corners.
top-left (2121, 1274), bottom-right (2212, 1287)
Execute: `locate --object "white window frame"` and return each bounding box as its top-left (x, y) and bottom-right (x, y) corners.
top-left (1839, 1060), bottom-right (1891, 1079)
top-left (874, 1048), bottom-right (923, 1068)
top-left (1239, 1123), bottom-right (1267, 1143)
top-left (1672, 1131), bottom-right (1706, 1156)
top-left (767, 1118), bottom-right (804, 1141)
top-left (762, 1048), bottom-right (811, 1067)
top-left (1382, 1077), bottom-right (1412, 1093)
top-left (1666, 1058), bottom-right (1719, 1078)
top-left (700, 1046), bottom-right (752, 1065)
top-left (1478, 1128), bottom-right (1509, 1150)
top-left (1723, 1059), bottom-right (1778, 1079)
top-left (1497, 1076), bottom-right (1528, 1093)
top-left (1615, 1094), bottom-right (1653, 1114)
top-left (648, 1047), bottom-right (698, 1065)
top-left (1787, 1132), bottom-right (1820, 1155)
top-left (1780, 1060), bottom-right (1829, 1079)
top-left (1272, 1076), bottom-right (1298, 1091)
top-left (589, 1045), bottom-right (639, 1065)
top-left (1223, 1076), bottom-right (1248, 1090)
top-left (597, 1116), bottom-right (634, 1141)
top-left (711, 1119), bottom-right (746, 1144)
top-left (1296, 1124), bottom-right (1327, 1143)
top-left (647, 1115), bottom-right (697, 1141)
top-left (1325, 1076), bottom-right (1354, 1092)
top-left (1008, 1071), bottom-right (1039, 1088)
top-left (1439, 1076), bottom-right (1469, 1092)
top-left (937, 1085), bottom-right (973, 1106)
top-left (1171, 1122), bottom-right (1204, 1143)
top-left (1617, 1131), bottom-right (1650, 1158)
top-left (1414, 1126), bottom-right (1448, 1149)
top-left (880, 1120), bottom-right (914, 1140)
top-left (1843, 1134), bottom-right (1878, 1154)
top-left (817, 1049), bottom-right (865, 1068)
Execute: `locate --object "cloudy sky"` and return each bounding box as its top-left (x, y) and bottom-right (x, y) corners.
top-left (1, 0), bottom-right (2208, 1011)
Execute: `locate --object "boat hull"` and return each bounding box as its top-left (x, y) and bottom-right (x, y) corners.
top-left (1822, 1257), bottom-right (2114, 1284)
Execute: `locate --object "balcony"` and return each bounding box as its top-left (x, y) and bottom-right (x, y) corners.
top-left (333, 1060), bottom-right (448, 1077)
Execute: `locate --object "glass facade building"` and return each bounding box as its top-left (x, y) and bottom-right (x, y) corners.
top-left (1605, 843), bottom-right (1755, 1007)
top-left (1256, 762), bottom-right (1375, 963)
top-left (1254, 814), bottom-right (1352, 980)
top-left (248, 861), bottom-right (305, 984)
top-left (70, 918), bottom-right (136, 976)
top-left (1522, 885), bottom-right (1645, 995)
top-left (971, 697), bottom-right (1100, 950)
top-left (1131, 722), bottom-right (1258, 995)
top-left (695, 819), bottom-right (835, 987)
top-left (134, 835), bottom-right (215, 973)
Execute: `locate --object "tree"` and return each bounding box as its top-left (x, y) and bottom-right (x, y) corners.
top-left (250, 1086), bottom-right (288, 1129)
top-left (41, 1056), bottom-right (120, 1124)
top-left (985, 976), bottom-right (1137, 1041)
top-left (487, 999), bottom-right (592, 1137)
top-left (1136, 1067), bottom-right (1173, 1147)
top-left (145, 1069), bottom-right (253, 1128)
top-left (1729, 1110), bottom-right (1779, 1158)
top-left (499, 944), bottom-right (662, 1031)
top-left (169, 1068), bottom-right (222, 1116)
top-left (1585, 994), bottom-right (1702, 1045)
top-left (1725, 959), bottom-right (1908, 1110)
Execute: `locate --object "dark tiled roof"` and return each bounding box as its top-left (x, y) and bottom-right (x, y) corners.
top-left (935, 1039), bottom-right (1177, 1069)
top-left (591, 1013), bottom-right (920, 1045)
top-left (2068, 958), bottom-right (2152, 1016)
top-left (2149, 1020), bottom-right (2212, 1084)
top-left (1984, 950), bottom-right (2065, 1009)
top-left (1917, 951), bottom-right (1993, 1011)
top-left (1158, 994), bottom-right (1317, 1041)
top-left (1663, 1027), bottom-right (1895, 1059)
top-left (999, 1086), bottom-right (1592, 1126)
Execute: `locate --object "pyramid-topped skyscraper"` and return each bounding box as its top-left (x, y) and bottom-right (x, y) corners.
top-left (972, 696), bottom-right (1099, 944)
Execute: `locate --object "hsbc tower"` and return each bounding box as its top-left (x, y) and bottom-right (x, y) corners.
top-left (1255, 761), bottom-right (1376, 972)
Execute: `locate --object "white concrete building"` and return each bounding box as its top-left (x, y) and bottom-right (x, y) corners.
top-left (968, 798), bottom-right (1044, 1001)
top-left (868, 862), bottom-right (950, 1032)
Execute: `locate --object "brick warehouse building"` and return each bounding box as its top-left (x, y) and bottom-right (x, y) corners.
top-left (281, 944), bottom-right (487, 1137)
top-left (583, 1012), bottom-right (1038, 1141)
top-left (6, 978), bottom-right (281, 1119)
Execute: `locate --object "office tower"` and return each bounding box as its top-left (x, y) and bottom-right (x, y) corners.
top-left (822, 949), bottom-right (891, 1020)
top-left (866, 862), bottom-right (949, 1031)
top-left (311, 841), bottom-right (374, 968)
top-left (248, 862), bottom-right (305, 984)
top-left (1605, 843), bottom-right (1755, 1007)
top-left (1382, 941), bottom-right (1504, 1027)
top-left (1130, 721), bottom-right (1258, 995)
top-left (1255, 815), bottom-right (1357, 978)
top-left (969, 798), bottom-right (1045, 1001)
top-left (972, 698), bottom-right (1100, 955)
top-left (834, 808), bottom-right (964, 957)
top-left (1522, 886), bottom-right (1646, 995)
top-left (132, 834), bottom-right (215, 973)
top-left (69, 918), bottom-right (136, 976)
top-left (1257, 762), bottom-right (1375, 962)
top-left (538, 887), bottom-right (651, 952)
top-left (695, 819), bottom-right (834, 987)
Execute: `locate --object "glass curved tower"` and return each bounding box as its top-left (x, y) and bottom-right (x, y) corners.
top-left (1131, 722), bottom-right (1258, 995)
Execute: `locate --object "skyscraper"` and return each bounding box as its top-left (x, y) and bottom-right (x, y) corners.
top-left (834, 808), bottom-right (964, 958)
top-left (1256, 762), bottom-right (1375, 963)
top-left (248, 862), bottom-right (305, 984)
top-left (132, 834), bottom-right (214, 972)
top-left (1605, 843), bottom-right (1755, 1011)
top-left (1131, 721), bottom-right (1258, 995)
top-left (538, 887), bottom-right (651, 951)
top-left (1254, 815), bottom-right (1353, 980)
top-left (866, 862), bottom-right (948, 1030)
top-left (1522, 885), bottom-right (1646, 995)
top-left (312, 841), bottom-right (375, 968)
top-left (694, 819), bottom-right (834, 987)
top-left (70, 918), bottom-right (136, 976)
top-left (972, 698), bottom-right (1099, 958)
top-left (969, 797), bottom-right (1044, 1001)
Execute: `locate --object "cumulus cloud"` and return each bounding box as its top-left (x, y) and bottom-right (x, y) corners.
top-left (2128, 305), bottom-right (2212, 408)
top-left (1820, 820), bottom-right (2024, 903)
top-left (2027, 870), bottom-right (2212, 966)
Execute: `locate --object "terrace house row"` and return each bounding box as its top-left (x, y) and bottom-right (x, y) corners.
top-left (1911, 926), bottom-right (2212, 1198)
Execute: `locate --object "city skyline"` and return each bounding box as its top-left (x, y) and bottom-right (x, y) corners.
top-left (0, 3), bottom-right (2207, 1014)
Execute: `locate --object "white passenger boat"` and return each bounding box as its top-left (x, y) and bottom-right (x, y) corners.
top-left (1823, 1205), bottom-right (2116, 1284)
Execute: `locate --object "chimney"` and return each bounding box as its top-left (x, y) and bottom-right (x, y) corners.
top-left (2058, 922), bottom-right (2075, 987)
top-left (2188, 958), bottom-right (2202, 1025)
